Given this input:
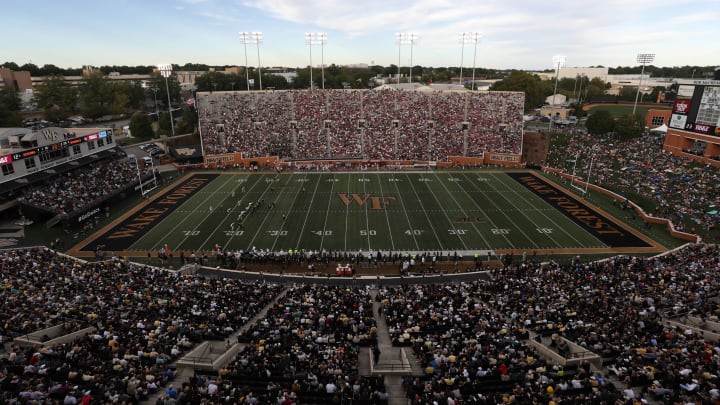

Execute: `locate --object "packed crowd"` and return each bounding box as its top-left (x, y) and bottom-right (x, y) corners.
top-left (198, 89), bottom-right (524, 161)
top-left (0, 248), bottom-right (284, 404)
top-left (546, 133), bottom-right (720, 242)
top-left (159, 284), bottom-right (383, 404)
top-left (375, 243), bottom-right (720, 404)
top-left (21, 158), bottom-right (150, 216)
top-left (3, 242), bottom-right (720, 404)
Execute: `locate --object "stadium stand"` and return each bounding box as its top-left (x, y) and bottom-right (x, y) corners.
top-left (198, 90), bottom-right (525, 161)
top-left (545, 132), bottom-right (719, 243)
top-left (1, 243), bottom-right (720, 404)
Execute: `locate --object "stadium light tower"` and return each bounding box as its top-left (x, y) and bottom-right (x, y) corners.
top-left (252, 32), bottom-right (263, 91)
top-left (458, 32), bottom-right (467, 87)
top-left (396, 32), bottom-right (418, 83)
top-left (633, 53), bottom-right (655, 115)
top-left (395, 33), bottom-right (403, 83)
top-left (305, 32), bottom-right (328, 89)
top-left (548, 55), bottom-right (566, 130)
top-left (157, 64), bottom-right (175, 137)
top-left (467, 32), bottom-right (482, 90)
top-left (239, 32), bottom-right (252, 91)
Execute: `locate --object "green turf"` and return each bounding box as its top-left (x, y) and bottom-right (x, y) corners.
top-left (127, 171), bottom-right (615, 255)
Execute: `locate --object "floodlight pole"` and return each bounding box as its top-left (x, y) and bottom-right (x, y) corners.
top-left (407, 33), bottom-right (418, 83)
top-left (306, 33), bottom-right (314, 89)
top-left (549, 55), bottom-right (566, 130)
top-left (632, 53), bottom-right (655, 115)
top-left (252, 32), bottom-right (263, 91)
top-left (306, 33), bottom-right (328, 89)
top-left (157, 64), bottom-right (175, 137)
top-left (468, 32), bottom-right (481, 90)
top-left (395, 33), bottom-right (403, 83)
top-left (458, 32), bottom-right (467, 87)
top-left (239, 32), bottom-right (252, 91)
top-left (396, 32), bottom-right (418, 84)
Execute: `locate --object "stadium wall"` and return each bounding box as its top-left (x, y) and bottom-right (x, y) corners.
top-left (543, 167), bottom-right (699, 242)
top-left (663, 129), bottom-right (720, 168)
top-left (195, 152), bottom-right (523, 170)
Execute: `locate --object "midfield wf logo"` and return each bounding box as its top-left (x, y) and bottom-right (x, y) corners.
top-left (337, 193), bottom-right (396, 210)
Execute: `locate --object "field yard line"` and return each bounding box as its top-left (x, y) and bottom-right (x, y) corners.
top-left (197, 173), bottom-right (276, 251)
top-left (455, 172), bottom-right (536, 250)
top-left (343, 174), bottom-right (350, 251)
top-left (487, 172), bottom-right (597, 247)
top-left (374, 173), bottom-right (398, 251)
top-left (270, 173), bottom-right (309, 251)
top-left (292, 172), bottom-right (322, 249)
top-left (387, 175), bottom-right (423, 250)
top-left (430, 172), bottom-right (493, 249)
top-left (483, 171), bottom-right (568, 247)
top-left (318, 173), bottom-right (337, 249)
top-left (415, 173), bottom-right (469, 251)
top-left (245, 173), bottom-right (295, 251)
top-left (143, 174), bottom-right (237, 252)
top-left (400, 173), bottom-right (445, 248)
top-left (361, 173), bottom-right (372, 250)
top-left (220, 175), bottom-right (267, 248)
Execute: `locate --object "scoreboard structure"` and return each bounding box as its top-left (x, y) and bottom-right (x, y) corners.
top-left (0, 126), bottom-right (116, 186)
top-left (663, 79), bottom-right (720, 167)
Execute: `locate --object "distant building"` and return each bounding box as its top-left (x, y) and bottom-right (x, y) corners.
top-left (0, 68), bottom-right (32, 92)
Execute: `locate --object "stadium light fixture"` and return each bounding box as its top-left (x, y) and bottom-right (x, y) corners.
top-left (239, 32), bottom-right (253, 91)
top-left (306, 32), bottom-right (328, 89)
top-left (466, 32), bottom-right (482, 90)
top-left (251, 32), bottom-right (263, 91)
top-left (157, 63), bottom-right (175, 137)
top-left (395, 33), bottom-right (403, 83)
top-left (633, 53), bottom-right (655, 115)
top-left (458, 32), bottom-right (467, 87)
top-left (396, 32), bottom-right (418, 83)
top-left (549, 55), bottom-right (566, 130)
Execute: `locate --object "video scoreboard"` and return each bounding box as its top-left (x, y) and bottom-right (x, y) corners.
top-left (1, 130), bottom-right (111, 164)
top-left (670, 80), bottom-right (720, 136)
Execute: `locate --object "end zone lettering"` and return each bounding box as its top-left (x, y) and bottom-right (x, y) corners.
top-left (83, 174), bottom-right (218, 251)
top-left (507, 172), bottom-right (652, 248)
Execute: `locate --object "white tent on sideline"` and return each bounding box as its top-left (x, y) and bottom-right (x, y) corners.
top-left (650, 124), bottom-right (668, 133)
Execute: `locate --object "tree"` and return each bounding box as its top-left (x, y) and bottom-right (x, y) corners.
top-left (129, 112), bottom-right (154, 139)
top-left (490, 70), bottom-right (553, 111)
top-left (32, 75), bottom-right (78, 122)
top-left (175, 106), bottom-right (198, 135)
top-left (614, 114), bottom-right (644, 139)
top-left (0, 86), bottom-right (22, 126)
top-left (146, 73), bottom-right (181, 106)
top-left (584, 78), bottom-right (610, 100)
top-left (158, 111), bottom-right (172, 135)
top-left (78, 72), bottom-right (114, 119)
top-left (585, 110), bottom-right (614, 135)
top-left (122, 81), bottom-right (146, 111)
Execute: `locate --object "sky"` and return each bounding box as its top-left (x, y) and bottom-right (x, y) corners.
top-left (3, 0), bottom-right (719, 71)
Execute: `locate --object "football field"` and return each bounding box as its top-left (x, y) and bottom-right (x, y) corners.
top-left (82, 170), bottom-right (657, 256)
